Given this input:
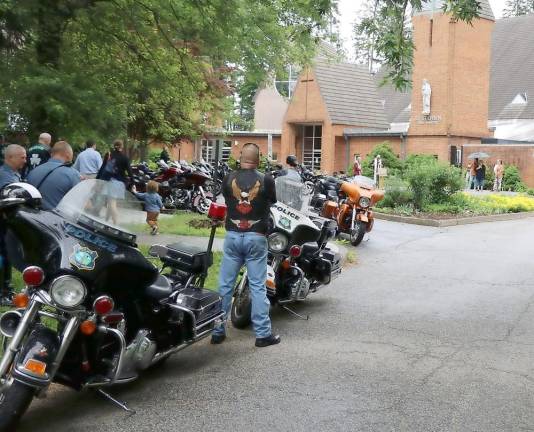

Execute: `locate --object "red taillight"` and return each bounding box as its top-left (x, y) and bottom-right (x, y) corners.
top-left (289, 245), bottom-right (302, 258)
top-left (208, 202), bottom-right (227, 220)
top-left (93, 296), bottom-right (114, 316)
top-left (22, 266), bottom-right (45, 286)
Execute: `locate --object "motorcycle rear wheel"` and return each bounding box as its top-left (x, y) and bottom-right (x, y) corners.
top-left (349, 221), bottom-right (366, 246)
top-left (231, 281), bottom-right (252, 329)
top-left (0, 380), bottom-right (35, 431)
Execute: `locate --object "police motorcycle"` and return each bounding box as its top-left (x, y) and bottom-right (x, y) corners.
top-left (231, 176), bottom-right (342, 328)
top-left (0, 180), bottom-right (226, 430)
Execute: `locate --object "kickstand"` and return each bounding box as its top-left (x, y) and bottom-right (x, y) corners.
top-left (281, 304), bottom-right (309, 320)
top-left (96, 389), bottom-right (136, 415)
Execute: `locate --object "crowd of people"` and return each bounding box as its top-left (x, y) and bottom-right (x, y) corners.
top-left (0, 133), bottom-right (159, 304)
top-left (466, 158), bottom-right (504, 192)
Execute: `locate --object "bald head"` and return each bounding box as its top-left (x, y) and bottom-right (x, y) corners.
top-left (51, 141), bottom-right (73, 163)
top-left (240, 143), bottom-right (260, 169)
top-left (39, 133), bottom-right (52, 146)
top-left (4, 144), bottom-right (27, 171)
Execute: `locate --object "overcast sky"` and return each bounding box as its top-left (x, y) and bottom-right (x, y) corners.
top-left (337, 0), bottom-right (508, 57)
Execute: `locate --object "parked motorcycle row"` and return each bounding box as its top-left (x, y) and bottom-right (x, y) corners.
top-left (0, 158), bottom-right (385, 429)
top-left (271, 165), bottom-right (385, 247)
top-left (131, 159), bottom-right (231, 214)
top-left (0, 175), bottom-right (344, 430)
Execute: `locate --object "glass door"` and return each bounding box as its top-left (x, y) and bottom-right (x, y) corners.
top-left (302, 125), bottom-right (322, 171)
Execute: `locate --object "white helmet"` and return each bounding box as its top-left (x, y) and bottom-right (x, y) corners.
top-left (1, 182), bottom-right (42, 208)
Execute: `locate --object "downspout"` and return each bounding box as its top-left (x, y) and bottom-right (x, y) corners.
top-left (344, 133), bottom-right (350, 172)
top-left (400, 132), bottom-right (407, 159)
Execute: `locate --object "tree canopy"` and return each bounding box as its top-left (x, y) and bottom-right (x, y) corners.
top-left (0, 0), bottom-right (336, 147)
top-left (503, 0), bottom-right (534, 16)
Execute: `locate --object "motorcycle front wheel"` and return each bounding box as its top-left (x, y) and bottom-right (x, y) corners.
top-left (349, 220), bottom-right (366, 246)
top-left (231, 280), bottom-right (252, 329)
top-left (0, 380), bottom-right (35, 431)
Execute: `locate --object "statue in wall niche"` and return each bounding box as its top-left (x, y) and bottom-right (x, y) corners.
top-left (422, 79), bottom-right (431, 115)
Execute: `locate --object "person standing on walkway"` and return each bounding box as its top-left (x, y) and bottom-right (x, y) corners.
top-left (373, 154), bottom-right (382, 185)
top-left (0, 145), bottom-right (27, 304)
top-left (280, 155), bottom-right (302, 182)
top-left (27, 141), bottom-right (81, 210)
top-left (73, 139), bottom-right (102, 179)
top-left (212, 143), bottom-right (280, 348)
top-left (26, 132), bottom-right (52, 173)
top-left (475, 160), bottom-right (486, 191)
top-left (97, 139), bottom-right (133, 224)
top-left (353, 155), bottom-right (362, 176)
top-left (471, 158), bottom-right (481, 190)
top-left (493, 160), bottom-right (504, 192)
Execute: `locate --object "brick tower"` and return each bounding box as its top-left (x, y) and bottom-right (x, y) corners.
top-left (407, 0), bottom-right (495, 163)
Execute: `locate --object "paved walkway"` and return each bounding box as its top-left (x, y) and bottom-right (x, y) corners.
top-left (19, 218), bottom-right (534, 431)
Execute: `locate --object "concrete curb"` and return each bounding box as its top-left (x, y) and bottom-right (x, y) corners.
top-left (374, 211), bottom-right (534, 227)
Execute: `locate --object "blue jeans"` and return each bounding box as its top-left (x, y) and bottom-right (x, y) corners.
top-left (214, 231), bottom-right (272, 338)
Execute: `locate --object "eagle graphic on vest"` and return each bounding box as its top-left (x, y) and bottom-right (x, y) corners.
top-left (230, 179), bottom-right (261, 230)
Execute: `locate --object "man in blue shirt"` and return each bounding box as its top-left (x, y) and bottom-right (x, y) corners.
top-left (0, 144), bottom-right (26, 189)
top-left (73, 139), bottom-right (103, 178)
top-left (0, 144), bottom-right (26, 305)
top-left (27, 141), bottom-right (81, 210)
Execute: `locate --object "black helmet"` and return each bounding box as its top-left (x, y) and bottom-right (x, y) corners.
top-left (286, 155), bottom-right (298, 167)
top-left (0, 182), bottom-right (42, 209)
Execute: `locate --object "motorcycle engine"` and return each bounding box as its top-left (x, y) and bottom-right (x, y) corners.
top-left (291, 276), bottom-right (311, 301)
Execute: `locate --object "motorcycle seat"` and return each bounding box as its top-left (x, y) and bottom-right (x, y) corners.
top-left (146, 274), bottom-right (173, 300)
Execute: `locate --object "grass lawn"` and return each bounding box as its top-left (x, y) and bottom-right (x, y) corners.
top-left (134, 211), bottom-right (226, 238)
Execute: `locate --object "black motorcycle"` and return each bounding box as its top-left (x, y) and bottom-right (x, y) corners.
top-left (0, 180), bottom-right (226, 430)
top-left (231, 177), bottom-right (341, 327)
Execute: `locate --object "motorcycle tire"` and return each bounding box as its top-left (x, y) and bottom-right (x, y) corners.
top-left (231, 280), bottom-right (252, 329)
top-left (0, 380), bottom-right (35, 431)
top-left (349, 221), bottom-right (366, 246)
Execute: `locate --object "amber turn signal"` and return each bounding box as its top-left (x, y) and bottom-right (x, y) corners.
top-left (80, 320), bottom-right (97, 336)
top-left (12, 293), bottom-right (29, 309)
top-left (24, 359), bottom-right (47, 376)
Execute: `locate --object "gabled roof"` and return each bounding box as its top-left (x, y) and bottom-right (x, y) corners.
top-left (313, 58), bottom-right (389, 129)
top-left (489, 14), bottom-right (534, 120)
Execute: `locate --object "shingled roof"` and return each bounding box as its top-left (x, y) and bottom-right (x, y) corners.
top-left (489, 14), bottom-right (534, 120)
top-left (374, 14), bottom-right (534, 124)
top-left (313, 58), bottom-right (389, 129)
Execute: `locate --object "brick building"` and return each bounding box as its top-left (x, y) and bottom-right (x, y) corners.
top-left (179, 2), bottom-right (534, 185)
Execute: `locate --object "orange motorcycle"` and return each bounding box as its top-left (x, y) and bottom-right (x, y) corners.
top-left (320, 176), bottom-right (384, 246)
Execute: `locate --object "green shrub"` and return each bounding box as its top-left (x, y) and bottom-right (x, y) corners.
top-left (402, 154), bottom-right (437, 173)
top-left (379, 177), bottom-right (414, 208)
top-left (362, 142), bottom-right (403, 178)
top-left (483, 163), bottom-right (494, 190)
top-left (526, 188), bottom-right (534, 197)
top-left (502, 165), bottom-right (523, 191)
top-left (227, 154), bottom-right (238, 170)
top-left (405, 160), bottom-right (463, 210)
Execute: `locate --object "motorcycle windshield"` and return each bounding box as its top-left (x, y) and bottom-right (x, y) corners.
top-left (55, 179), bottom-right (146, 245)
top-left (275, 176), bottom-right (310, 213)
top-left (350, 175), bottom-right (376, 189)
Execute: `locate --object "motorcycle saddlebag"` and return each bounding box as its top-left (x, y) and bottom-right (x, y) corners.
top-left (320, 249), bottom-right (342, 281)
top-left (164, 243), bottom-right (213, 274)
top-left (175, 287), bottom-right (222, 324)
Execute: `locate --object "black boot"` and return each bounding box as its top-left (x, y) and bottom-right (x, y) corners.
top-left (255, 334), bottom-right (281, 348)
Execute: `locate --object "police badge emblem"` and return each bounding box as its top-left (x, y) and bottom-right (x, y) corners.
top-left (69, 244), bottom-right (98, 271)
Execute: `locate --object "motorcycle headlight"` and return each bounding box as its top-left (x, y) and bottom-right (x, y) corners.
top-left (50, 276), bottom-right (87, 308)
top-left (359, 197), bottom-right (371, 208)
top-left (268, 232), bottom-right (288, 253)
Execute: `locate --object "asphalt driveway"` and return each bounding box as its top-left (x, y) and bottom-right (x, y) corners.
top-left (18, 218), bottom-right (534, 432)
